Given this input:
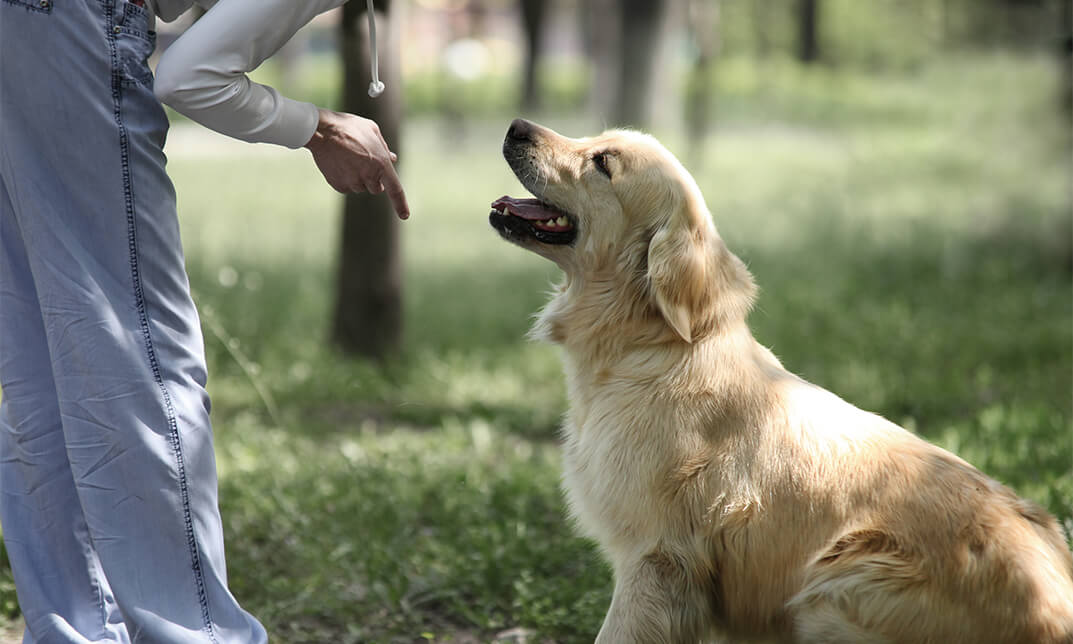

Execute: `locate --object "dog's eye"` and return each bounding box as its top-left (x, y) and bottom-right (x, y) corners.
top-left (592, 152), bottom-right (612, 179)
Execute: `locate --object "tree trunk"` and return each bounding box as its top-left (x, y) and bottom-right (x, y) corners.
top-left (613, 0), bottom-right (667, 128)
top-left (276, 28), bottom-right (309, 98)
top-left (583, 0), bottom-right (620, 121)
top-left (751, 0), bottom-right (770, 59)
top-left (518, 0), bottom-right (547, 111)
top-left (685, 0), bottom-right (719, 166)
top-left (332, 0), bottom-right (403, 359)
top-left (1061, 0), bottom-right (1071, 115)
top-left (797, 0), bottom-right (820, 64)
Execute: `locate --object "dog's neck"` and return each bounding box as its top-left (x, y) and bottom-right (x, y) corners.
top-left (533, 237), bottom-right (757, 344)
top-left (532, 263), bottom-right (763, 377)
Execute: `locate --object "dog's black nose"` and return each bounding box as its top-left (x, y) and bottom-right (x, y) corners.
top-left (506, 118), bottom-right (536, 143)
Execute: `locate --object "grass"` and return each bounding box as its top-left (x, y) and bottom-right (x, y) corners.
top-left (1, 53), bottom-right (1070, 642)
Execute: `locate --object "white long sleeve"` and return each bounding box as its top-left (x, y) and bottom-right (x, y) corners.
top-left (149, 0), bottom-right (215, 24)
top-left (154, 0), bottom-right (346, 149)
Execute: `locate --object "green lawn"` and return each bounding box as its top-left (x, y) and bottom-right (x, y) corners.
top-left (1, 53), bottom-right (1070, 643)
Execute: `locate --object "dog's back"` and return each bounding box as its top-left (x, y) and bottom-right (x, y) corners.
top-left (563, 343), bottom-right (1073, 643)
top-left (773, 381), bottom-right (1073, 643)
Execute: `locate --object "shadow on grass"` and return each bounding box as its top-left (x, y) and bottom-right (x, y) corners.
top-left (191, 208), bottom-right (1071, 442)
top-left (189, 257), bottom-right (567, 439)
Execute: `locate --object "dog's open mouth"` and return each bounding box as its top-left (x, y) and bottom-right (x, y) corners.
top-left (489, 196), bottom-right (577, 246)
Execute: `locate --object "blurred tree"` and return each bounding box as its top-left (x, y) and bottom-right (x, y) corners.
top-left (1061, 0), bottom-right (1071, 114)
top-left (276, 29), bottom-right (309, 99)
top-left (751, 0), bottom-right (771, 59)
top-left (685, 0), bottom-right (719, 166)
top-left (333, 0), bottom-right (403, 359)
top-left (582, 0), bottom-right (620, 120)
top-left (797, 0), bottom-right (820, 63)
top-left (613, 0), bottom-right (668, 127)
top-left (518, 0), bottom-right (547, 111)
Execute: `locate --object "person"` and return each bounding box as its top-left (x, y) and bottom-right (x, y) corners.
top-left (0, 0), bottom-right (404, 641)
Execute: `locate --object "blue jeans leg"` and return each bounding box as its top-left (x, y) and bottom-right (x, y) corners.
top-left (0, 1), bottom-right (266, 642)
top-left (0, 176), bottom-right (129, 644)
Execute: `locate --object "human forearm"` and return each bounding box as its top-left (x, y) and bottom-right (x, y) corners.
top-left (153, 0), bottom-right (343, 148)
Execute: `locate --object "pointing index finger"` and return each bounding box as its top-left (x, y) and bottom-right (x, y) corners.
top-left (380, 161), bottom-right (409, 220)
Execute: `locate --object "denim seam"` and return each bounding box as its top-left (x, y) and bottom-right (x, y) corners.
top-left (115, 3), bottom-right (155, 87)
top-left (104, 3), bottom-right (217, 641)
top-left (81, 514), bottom-right (115, 642)
top-left (120, 58), bottom-right (154, 88)
top-left (121, 0), bottom-right (152, 33)
top-left (119, 25), bottom-right (152, 40)
top-left (1, 0), bottom-right (51, 14)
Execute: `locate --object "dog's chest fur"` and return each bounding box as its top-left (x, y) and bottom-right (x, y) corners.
top-left (559, 372), bottom-right (667, 551)
top-left (554, 348), bottom-right (723, 564)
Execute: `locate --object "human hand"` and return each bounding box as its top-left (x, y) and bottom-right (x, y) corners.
top-left (304, 108), bottom-right (410, 219)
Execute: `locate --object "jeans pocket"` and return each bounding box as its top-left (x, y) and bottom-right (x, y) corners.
top-left (1, 0), bottom-right (54, 14)
top-left (114, 1), bottom-right (156, 87)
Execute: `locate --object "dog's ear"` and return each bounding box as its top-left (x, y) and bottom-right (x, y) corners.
top-left (647, 192), bottom-right (715, 344)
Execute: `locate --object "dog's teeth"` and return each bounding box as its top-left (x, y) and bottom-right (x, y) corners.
top-left (557, 217), bottom-right (568, 227)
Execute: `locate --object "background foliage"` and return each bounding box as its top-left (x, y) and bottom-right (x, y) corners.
top-left (186, 54), bottom-right (1071, 642)
top-left (0, 1), bottom-right (1070, 642)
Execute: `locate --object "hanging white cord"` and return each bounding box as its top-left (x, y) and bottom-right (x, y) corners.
top-left (366, 0), bottom-right (385, 97)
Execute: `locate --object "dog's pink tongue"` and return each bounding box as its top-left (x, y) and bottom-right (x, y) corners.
top-left (492, 196), bottom-right (559, 221)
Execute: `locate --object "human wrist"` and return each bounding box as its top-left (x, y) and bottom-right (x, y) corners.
top-left (304, 108), bottom-right (335, 150)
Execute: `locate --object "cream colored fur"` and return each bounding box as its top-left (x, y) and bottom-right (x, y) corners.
top-left (495, 120), bottom-right (1073, 644)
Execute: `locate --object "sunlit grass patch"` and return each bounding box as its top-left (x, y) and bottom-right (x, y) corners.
top-left (216, 421), bottom-right (609, 644)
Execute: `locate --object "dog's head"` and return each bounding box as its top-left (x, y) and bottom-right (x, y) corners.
top-left (490, 119), bottom-right (754, 345)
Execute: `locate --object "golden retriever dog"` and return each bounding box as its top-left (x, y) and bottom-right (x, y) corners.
top-left (488, 118), bottom-right (1073, 643)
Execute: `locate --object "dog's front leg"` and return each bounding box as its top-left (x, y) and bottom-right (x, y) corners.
top-left (595, 551), bottom-right (705, 644)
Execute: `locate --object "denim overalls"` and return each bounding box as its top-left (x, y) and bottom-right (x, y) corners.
top-left (0, 1), bottom-right (266, 641)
